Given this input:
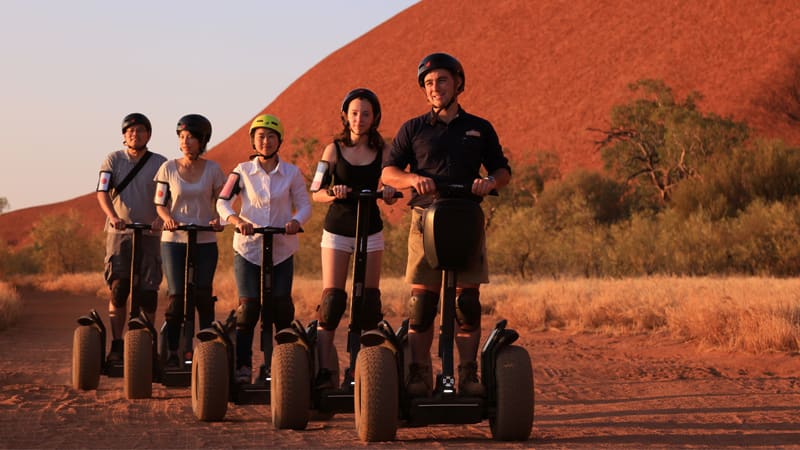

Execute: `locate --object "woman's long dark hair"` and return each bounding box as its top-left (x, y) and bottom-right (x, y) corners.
top-left (335, 97), bottom-right (385, 151)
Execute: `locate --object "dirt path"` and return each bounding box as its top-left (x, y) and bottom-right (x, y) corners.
top-left (1, 288), bottom-right (800, 449)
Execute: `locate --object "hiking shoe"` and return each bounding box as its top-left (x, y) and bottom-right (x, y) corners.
top-left (406, 363), bottom-right (431, 398)
top-left (235, 365), bottom-right (252, 384)
top-left (458, 361), bottom-right (485, 397)
top-left (106, 339), bottom-right (124, 365)
top-left (314, 368), bottom-right (335, 390)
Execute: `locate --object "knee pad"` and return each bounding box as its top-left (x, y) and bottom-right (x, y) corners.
top-left (236, 298), bottom-right (261, 332)
top-left (456, 288), bottom-right (481, 332)
top-left (165, 294), bottom-right (184, 326)
top-left (316, 288), bottom-right (347, 331)
top-left (271, 294), bottom-right (295, 331)
top-left (135, 290), bottom-right (158, 316)
top-left (360, 288), bottom-right (383, 331)
top-left (408, 289), bottom-right (439, 332)
top-left (110, 279), bottom-right (130, 308)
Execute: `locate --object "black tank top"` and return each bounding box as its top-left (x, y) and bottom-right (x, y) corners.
top-left (323, 141), bottom-right (383, 237)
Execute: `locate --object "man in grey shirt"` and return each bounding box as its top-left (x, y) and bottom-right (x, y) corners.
top-left (96, 113), bottom-right (167, 366)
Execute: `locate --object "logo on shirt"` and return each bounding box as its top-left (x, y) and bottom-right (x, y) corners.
top-left (466, 130), bottom-right (481, 137)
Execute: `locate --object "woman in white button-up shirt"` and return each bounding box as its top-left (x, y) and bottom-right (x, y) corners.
top-left (216, 114), bottom-right (311, 384)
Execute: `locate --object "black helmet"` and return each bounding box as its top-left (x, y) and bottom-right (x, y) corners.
top-left (341, 88), bottom-right (382, 129)
top-left (121, 113), bottom-right (152, 134)
top-left (417, 52), bottom-right (465, 93)
top-left (176, 114), bottom-right (212, 148)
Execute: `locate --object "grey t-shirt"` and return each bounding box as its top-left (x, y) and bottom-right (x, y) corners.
top-left (99, 149), bottom-right (167, 236)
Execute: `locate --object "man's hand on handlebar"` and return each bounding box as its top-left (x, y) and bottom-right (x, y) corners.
top-left (472, 176), bottom-right (497, 197)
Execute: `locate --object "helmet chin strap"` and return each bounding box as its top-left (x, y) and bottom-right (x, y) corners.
top-left (252, 146), bottom-right (280, 161)
top-left (430, 95), bottom-right (457, 125)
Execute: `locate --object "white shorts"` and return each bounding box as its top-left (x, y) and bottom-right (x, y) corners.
top-left (320, 229), bottom-right (385, 253)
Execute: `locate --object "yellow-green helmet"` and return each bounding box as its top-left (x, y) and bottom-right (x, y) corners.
top-left (249, 114), bottom-right (284, 142)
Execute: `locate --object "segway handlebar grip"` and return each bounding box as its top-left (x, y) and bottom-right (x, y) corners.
top-left (234, 226), bottom-right (304, 235)
top-left (326, 188), bottom-right (404, 201)
top-left (124, 223), bottom-right (153, 231)
top-left (174, 224), bottom-right (222, 232)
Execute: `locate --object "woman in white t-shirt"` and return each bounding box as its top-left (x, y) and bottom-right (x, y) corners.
top-left (154, 114), bottom-right (225, 368)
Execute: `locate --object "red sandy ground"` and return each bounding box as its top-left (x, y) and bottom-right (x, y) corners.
top-left (2, 287), bottom-right (800, 449)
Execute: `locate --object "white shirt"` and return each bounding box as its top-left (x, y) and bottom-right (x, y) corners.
top-left (217, 158), bottom-right (312, 266)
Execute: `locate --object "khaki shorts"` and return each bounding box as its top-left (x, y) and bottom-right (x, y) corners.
top-left (405, 208), bottom-right (489, 286)
top-left (104, 232), bottom-right (163, 291)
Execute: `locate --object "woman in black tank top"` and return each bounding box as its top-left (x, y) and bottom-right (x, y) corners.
top-left (310, 88), bottom-right (398, 389)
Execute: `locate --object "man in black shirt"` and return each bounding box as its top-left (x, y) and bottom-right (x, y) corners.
top-left (382, 53), bottom-right (511, 398)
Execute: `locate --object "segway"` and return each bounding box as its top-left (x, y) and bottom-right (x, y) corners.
top-left (124, 224), bottom-right (220, 399)
top-left (353, 183), bottom-right (534, 442)
top-left (192, 226), bottom-right (300, 421)
top-left (71, 222), bottom-right (151, 391)
top-left (270, 188), bottom-right (401, 430)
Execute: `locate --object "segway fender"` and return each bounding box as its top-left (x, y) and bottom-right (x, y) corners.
top-left (275, 320), bottom-right (311, 351)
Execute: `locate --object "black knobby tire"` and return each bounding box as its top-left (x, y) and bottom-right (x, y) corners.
top-left (490, 345), bottom-right (534, 441)
top-left (124, 328), bottom-right (153, 399)
top-left (354, 346), bottom-right (398, 442)
top-left (271, 343), bottom-right (310, 430)
top-left (71, 325), bottom-right (102, 390)
top-left (192, 340), bottom-right (229, 421)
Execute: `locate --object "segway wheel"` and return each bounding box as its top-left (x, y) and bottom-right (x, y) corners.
top-left (490, 345), bottom-right (533, 441)
top-left (271, 343), bottom-right (310, 430)
top-left (192, 340), bottom-right (229, 421)
top-left (124, 328), bottom-right (153, 399)
top-left (354, 346), bottom-right (398, 442)
top-left (71, 325), bottom-right (102, 390)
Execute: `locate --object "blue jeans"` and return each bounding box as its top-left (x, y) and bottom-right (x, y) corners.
top-left (161, 241), bottom-right (218, 295)
top-left (233, 253), bottom-right (294, 369)
top-left (233, 253), bottom-right (294, 299)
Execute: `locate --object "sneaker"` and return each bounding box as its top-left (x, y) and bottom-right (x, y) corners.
top-left (406, 363), bottom-right (431, 398)
top-left (106, 339), bottom-right (124, 365)
top-left (458, 361), bottom-right (486, 397)
top-left (314, 368), bottom-right (335, 390)
top-left (341, 368), bottom-right (354, 390)
top-left (235, 365), bottom-right (252, 384)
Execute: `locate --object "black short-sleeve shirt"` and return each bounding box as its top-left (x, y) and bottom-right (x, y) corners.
top-left (384, 107), bottom-right (510, 207)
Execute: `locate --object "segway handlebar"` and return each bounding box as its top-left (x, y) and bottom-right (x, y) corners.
top-left (326, 188), bottom-right (404, 201)
top-left (234, 226), bottom-right (304, 234)
top-left (173, 224), bottom-right (222, 232)
top-left (407, 182), bottom-right (497, 207)
top-left (124, 222), bottom-right (153, 231)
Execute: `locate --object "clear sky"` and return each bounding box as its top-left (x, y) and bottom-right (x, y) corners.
top-left (0, 0), bottom-right (417, 212)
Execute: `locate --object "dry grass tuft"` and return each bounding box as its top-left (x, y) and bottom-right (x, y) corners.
top-left (7, 271), bottom-right (800, 354)
top-left (0, 281), bottom-right (22, 331)
top-left (10, 273), bottom-right (107, 297)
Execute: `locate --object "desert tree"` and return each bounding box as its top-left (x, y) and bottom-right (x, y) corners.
top-left (591, 79), bottom-right (749, 210)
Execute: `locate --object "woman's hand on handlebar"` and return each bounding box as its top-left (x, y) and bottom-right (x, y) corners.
top-left (329, 184), bottom-right (351, 200)
top-left (162, 216), bottom-right (179, 231)
top-left (235, 219), bottom-right (254, 236)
